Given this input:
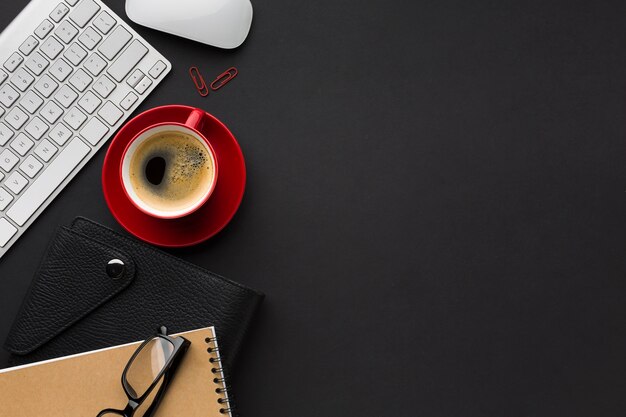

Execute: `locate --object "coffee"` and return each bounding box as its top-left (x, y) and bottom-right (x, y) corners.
top-left (128, 131), bottom-right (215, 213)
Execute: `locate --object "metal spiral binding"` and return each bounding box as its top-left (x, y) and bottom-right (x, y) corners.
top-left (205, 336), bottom-right (233, 415)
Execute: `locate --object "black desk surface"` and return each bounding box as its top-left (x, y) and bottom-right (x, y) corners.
top-left (1, 0), bottom-right (626, 415)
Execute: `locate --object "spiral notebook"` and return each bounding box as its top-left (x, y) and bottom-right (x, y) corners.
top-left (0, 327), bottom-right (232, 417)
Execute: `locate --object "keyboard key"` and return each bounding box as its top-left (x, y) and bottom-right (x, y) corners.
top-left (69, 68), bottom-right (92, 92)
top-left (10, 133), bottom-right (35, 156)
top-left (49, 58), bottom-right (73, 81)
top-left (94, 11), bottom-right (116, 35)
top-left (98, 26), bottom-right (131, 60)
top-left (49, 123), bottom-right (72, 146)
top-left (55, 20), bottom-right (79, 44)
top-left (19, 91), bottom-right (44, 113)
top-left (54, 84), bottom-right (78, 108)
top-left (149, 61), bottom-right (167, 78)
top-left (19, 36), bottom-right (39, 56)
top-left (64, 42), bottom-right (87, 65)
top-left (0, 123), bottom-right (14, 146)
top-left (107, 40), bottom-right (148, 82)
top-left (0, 149), bottom-right (19, 172)
top-left (6, 107), bottom-right (29, 130)
top-left (64, 106), bottom-right (87, 129)
top-left (134, 76), bottom-right (152, 94)
top-left (34, 19), bottom-right (54, 39)
top-left (97, 101), bottom-right (123, 125)
top-left (5, 172), bottom-right (28, 194)
top-left (0, 84), bottom-right (20, 107)
top-left (84, 53), bottom-right (107, 76)
top-left (0, 70), bottom-right (8, 84)
top-left (25, 51), bottom-right (50, 76)
top-left (34, 74), bottom-right (59, 97)
top-left (0, 189), bottom-right (13, 211)
top-left (93, 74), bottom-right (115, 98)
top-left (78, 90), bottom-right (101, 114)
top-left (19, 155), bottom-right (44, 178)
top-left (7, 138), bottom-right (90, 226)
top-left (34, 139), bottom-right (58, 162)
top-left (69, 0), bottom-right (100, 28)
top-left (40, 101), bottom-right (63, 123)
top-left (120, 91), bottom-right (137, 110)
top-left (0, 219), bottom-right (17, 247)
top-left (80, 117), bottom-right (109, 145)
top-left (126, 69), bottom-right (144, 88)
top-left (9, 68), bottom-right (34, 92)
top-left (49, 3), bottom-right (70, 22)
top-left (24, 116), bottom-right (49, 140)
top-left (41, 37), bottom-right (64, 59)
top-left (4, 53), bottom-right (24, 72)
top-left (78, 27), bottom-right (101, 50)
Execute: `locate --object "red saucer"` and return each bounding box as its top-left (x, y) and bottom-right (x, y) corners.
top-left (102, 105), bottom-right (246, 247)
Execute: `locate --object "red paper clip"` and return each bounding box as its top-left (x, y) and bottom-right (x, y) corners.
top-left (189, 66), bottom-right (209, 97)
top-left (210, 67), bottom-right (238, 91)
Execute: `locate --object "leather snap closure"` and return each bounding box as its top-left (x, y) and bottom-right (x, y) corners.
top-left (106, 259), bottom-right (125, 279)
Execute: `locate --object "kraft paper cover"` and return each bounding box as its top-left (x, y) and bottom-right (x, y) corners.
top-left (0, 327), bottom-right (230, 417)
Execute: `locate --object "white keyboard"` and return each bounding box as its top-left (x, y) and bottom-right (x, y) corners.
top-left (0, 0), bottom-right (171, 259)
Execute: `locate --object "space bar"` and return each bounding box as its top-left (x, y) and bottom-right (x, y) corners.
top-left (7, 138), bottom-right (90, 226)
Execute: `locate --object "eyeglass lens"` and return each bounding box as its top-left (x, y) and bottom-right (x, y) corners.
top-left (125, 336), bottom-right (174, 399)
top-left (133, 377), bottom-right (165, 417)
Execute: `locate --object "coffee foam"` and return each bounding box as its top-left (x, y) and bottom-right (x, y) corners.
top-left (129, 131), bottom-right (214, 213)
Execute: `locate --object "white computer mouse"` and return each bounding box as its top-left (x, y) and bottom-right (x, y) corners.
top-left (125, 0), bottom-right (253, 49)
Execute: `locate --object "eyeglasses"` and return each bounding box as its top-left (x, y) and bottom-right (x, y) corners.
top-left (97, 326), bottom-right (191, 417)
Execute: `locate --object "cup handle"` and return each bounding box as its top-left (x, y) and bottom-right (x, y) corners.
top-left (185, 108), bottom-right (205, 131)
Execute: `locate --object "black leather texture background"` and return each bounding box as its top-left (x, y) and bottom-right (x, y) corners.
top-left (4, 217), bottom-right (264, 370)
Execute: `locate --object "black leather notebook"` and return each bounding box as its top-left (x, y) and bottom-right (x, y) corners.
top-left (4, 217), bottom-right (264, 370)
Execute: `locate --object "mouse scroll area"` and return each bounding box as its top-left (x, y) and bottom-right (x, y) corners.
top-left (125, 0), bottom-right (253, 49)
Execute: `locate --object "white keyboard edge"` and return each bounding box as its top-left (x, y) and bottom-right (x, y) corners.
top-left (0, 0), bottom-right (172, 259)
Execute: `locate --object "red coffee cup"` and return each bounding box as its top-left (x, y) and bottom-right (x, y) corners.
top-left (119, 108), bottom-right (219, 219)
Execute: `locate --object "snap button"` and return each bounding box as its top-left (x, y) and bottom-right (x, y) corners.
top-left (106, 259), bottom-right (125, 279)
